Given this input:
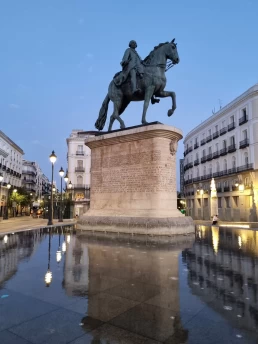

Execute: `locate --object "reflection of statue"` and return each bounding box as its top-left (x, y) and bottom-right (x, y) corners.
top-left (116, 40), bottom-right (144, 94)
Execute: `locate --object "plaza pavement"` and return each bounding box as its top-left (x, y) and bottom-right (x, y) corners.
top-left (0, 216), bottom-right (76, 235)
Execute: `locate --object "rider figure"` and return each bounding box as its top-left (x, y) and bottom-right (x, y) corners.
top-left (121, 40), bottom-right (144, 94)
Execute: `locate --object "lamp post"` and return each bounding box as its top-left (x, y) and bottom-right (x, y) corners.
top-left (48, 151), bottom-right (57, 226)
top-left (45, 230), bottom-right (52, 287)
top-left (59, 167), bottom-right (64, 222)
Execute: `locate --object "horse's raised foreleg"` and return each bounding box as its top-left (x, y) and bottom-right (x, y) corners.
top-left (142, 86), bottom-right (155, 125)
top-left (156, 90), bottom-right (176, 117)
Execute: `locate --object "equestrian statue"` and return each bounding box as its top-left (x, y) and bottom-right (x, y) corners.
top-left (95, 39), bottom-right (180, 132)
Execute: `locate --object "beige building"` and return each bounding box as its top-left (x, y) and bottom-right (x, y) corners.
top-left (66, 129), bottom-right (94, 216)
top-left (183, 84), bottom-right (258, 221)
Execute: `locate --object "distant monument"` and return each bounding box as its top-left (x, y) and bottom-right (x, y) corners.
top-left (77, 40), bottom-right (194, 236)
top-left (95, 39), bottom-right (180, 132)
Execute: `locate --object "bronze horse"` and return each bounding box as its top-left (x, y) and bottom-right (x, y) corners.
top-left (95, 40), bottom-right (180, 131)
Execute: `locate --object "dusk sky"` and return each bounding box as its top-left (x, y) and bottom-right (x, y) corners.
top-left (1, 0), bottom-right (258, 187)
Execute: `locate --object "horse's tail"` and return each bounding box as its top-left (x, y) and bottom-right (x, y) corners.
top-left (95, 94), bottom-right (110, 130)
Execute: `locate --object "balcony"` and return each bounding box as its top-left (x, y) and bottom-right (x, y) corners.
top-left (194, 159), bottom-right (199, 166)
top-left (213, 170), bottom-right (228, 178)
top-left (72, 184), bottom-right (90, 189)
top-left (217, 187), bottom-right (222, 193)
top-left (227, 167), bottom-right (237, 175)
top-left (237, 163), bottom-right (253, 172)
top-left (239, 138), bottom-right (249, 149)
top-left (23, 171), bottom-right (36, 176)
top-left (201, 173), bottom-right (212, 181)
top-left (223, 186), bottom-right (230, 192)
top-left (194, 143), bottom-right (199, 149)
top-left (239, 115), bottom-right (248, 125)
top-left (76, 151), bottom-right (85, 156)
top-left (213, 151), bottom-right (220, 159)
top-left (228, 122), bottom-right (235, 132)
top-left (228, 144), bottom-right (236, 153)
top-left (220, 148), bottom-right (227, 156)
top-left (24, 180), bottom-right (36, 184)
top-left (200, 139), bottom-right (206, 146)
top-left (206, 153), bottom-right (213, 161)
top-left (184, 179), bottom-right (193, 186)
top-left (206, 135), bottom-right (212, 143)
top-left (220, 127), bottom-right (227, 136)
top-left (193, 177), bottom-right (201, 182)
top-left (232, 185), bottom-right (238, 191)
top-left (75, 167), bottom-right (85, 172)
top-left (201, 156), bottom-right (207, 163)
top-left (213, 131), bottom-right (219, 139)
top-left (188, 146), bottom-right (193, 153)
top-left (2, 165), bottom-right (6, 170)
top-left (7, 168), bottom-right (10, 173)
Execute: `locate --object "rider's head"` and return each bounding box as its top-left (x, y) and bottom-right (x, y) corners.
top-left (129, 40), bottom-right (137, 48)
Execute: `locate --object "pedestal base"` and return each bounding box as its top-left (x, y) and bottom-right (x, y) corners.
top-left (78, 123), bottom-right (195, 235)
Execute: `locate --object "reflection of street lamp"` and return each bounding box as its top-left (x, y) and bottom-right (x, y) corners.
top-left (45, 230), bottom-right (52, 287)
top-left (62, 241), bottom-right (66, 253)
top-left (59, 167), bottom-right (64, 222)
top-left (3, 235), bottom-right (8, 244)
top-left (48, 151), bottom-right (57, 226)
top-left (56, 230), bottom-right (62, 263)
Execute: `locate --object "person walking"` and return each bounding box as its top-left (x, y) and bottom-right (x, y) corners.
top-left (212, 214), bottom-right (218, 225)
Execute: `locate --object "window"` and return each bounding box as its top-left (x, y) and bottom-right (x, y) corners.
top-left (233, 196), bottom-right (239, 207)
top-left (77, 175), bottom-right (83, 185)
top-left (224, 159), bottom-right (227, 171)
top-left (204, 198), bottom-right (208, 207)
top-left (216, 162), bottom-right (220, 172)
top-left (202, 149), bottom-right (206, 157)
top-left (216, 143), bottom-right (219, 152)
top-left (218, 197), bottom-right (222, 208)
top-left (196, 153), bottom-right (199, 159)
top-left (243, 129), bottom-right (248, 140)
top-left (195, 137), bottom-right (198, 144)
top-left (230, 115), bottom-right (234, 123)
top-left (242, 108), bottom-right (247, 118)
top-left (232, 156), bottom-right (236, 168)
top-left (230, 136), bottom-right (235, 145)
top-left (77, 160), bottom-right (83, 167)
top-left (77, 145), bottom-right (83, 152)
top-left (209, 146), bottom-right (212, 154)
top-left (215, 125), bottom-right (218, 132)
top-left (222, 140), bottom-right (227, 149)
top-left (208, 129), bottom-right (211, 136)
top-left (225, 196), bottom-right (230, 208)
top-left (209, 164), bottom-right (212, 174)
top-left (244, 152), bottom-right (249, 165)
top-left (197, 199), bottom-right (201, 207)
top-left (197, 168), bottom-right (199, 177)
top-left (203, 166), bottom-right (206, 175)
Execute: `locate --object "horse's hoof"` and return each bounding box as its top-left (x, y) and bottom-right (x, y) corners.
top-left (168, 109), bottom-right (175, 117)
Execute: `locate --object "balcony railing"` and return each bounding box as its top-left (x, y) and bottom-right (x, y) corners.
top-left (200, 139), bottom-right (206, 146)
top-left (194, 159), bottom-right (199, 166)
top-left (201, 156), bottom-right (207, 163)
top-left (213, 131), bottom-right (219, 139)
top-left (239, 138), bottom-right (249, 149)
top-left (75, 167), bottom-right (85, 172)
top-left (72, 184), bottom-right (90, 189)
top-left (237, 163), bottom-right (253, 172)
top-left (228, 144), bottom-right (236, 153)
top-left (206, 153), bottom-right (213, 161)
top-left (228, 122), bottom-right (235, 131)
top-left (239, 115), bottom-right (248, 125)
top-left (76, 151), bottom-right (84, 156)
top-left (220, 148), bottom-right (227, 156)
top-left (194, 143), bottom-right (199, 149)
top-left (213, 151), bottom-right (220, 159)
top-left (217, 187), bottom-right (222, 193)
top-left (220, 127), bottom-right (227, 136)
top-left (223, 186), bottom-right (230, 192)
top-left (227, 167), bottom-right (237, 175)
top-left (193, 177), bottom-right (201, 182)
top-left (206, 135), bottom-right (212, 143)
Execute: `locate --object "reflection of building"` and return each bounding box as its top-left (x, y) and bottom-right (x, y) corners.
top-left (63, 235), bottom-right (89, 296)
top-left (0, 130), bottom-right (24, 215)
top-left (183, 226), bottom-right (258, 332)
top-left (183, 84), bottom-right (258, 221)
top-left (66, 130), bottom-right (94, 216)
top-left (0, 230), bottom-right (44, 287)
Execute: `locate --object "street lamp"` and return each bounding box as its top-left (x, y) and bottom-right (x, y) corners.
top-left (68, 181), bottom-right (72, 189)
top-left (64, 170), bottom-right (69, 184)
top-left (48, 151), bottom-right (57, 226)
top-left (59, 167), bottom-right (64, 222)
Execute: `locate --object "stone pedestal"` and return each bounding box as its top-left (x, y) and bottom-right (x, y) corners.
top-left (77, 123), bottom-right (194, 235)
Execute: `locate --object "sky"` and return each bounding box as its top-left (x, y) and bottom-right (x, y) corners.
top-left (1, 0), bottom-right (258, 188)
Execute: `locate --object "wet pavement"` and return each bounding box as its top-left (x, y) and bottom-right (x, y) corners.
top-left (0, 225), bottom-right (258, 343)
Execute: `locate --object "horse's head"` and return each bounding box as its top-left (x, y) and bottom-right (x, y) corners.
top-left (166, 39), bottom-right (179, 64)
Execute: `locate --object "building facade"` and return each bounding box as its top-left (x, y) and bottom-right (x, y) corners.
top-left (22, 160), bottom-right (50, 200)
top-left (0, 130), bottom-right (24, 216)
top-left (183, 84), bottom-right (258, 221)
top-left (66, 129), bottom-right (93, 216)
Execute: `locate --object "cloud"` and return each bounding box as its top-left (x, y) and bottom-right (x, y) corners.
top-left (9, 103), bottom-right (20, 109)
